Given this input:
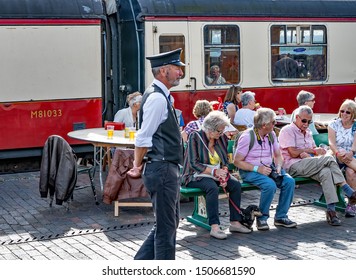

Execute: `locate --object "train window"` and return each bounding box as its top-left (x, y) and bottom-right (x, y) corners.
top-left (159, 35), bottom-right (186, 78)
top-left (286, 27), bottom-right (297, 44)
top-left (203, 25), bottom-right (240, 85)
top-left (271, 24), bottom-right (327, 82)
top-left (312, 26), bottom-right (326, 44)
top-left (301, 27), bottom-right (311, 44)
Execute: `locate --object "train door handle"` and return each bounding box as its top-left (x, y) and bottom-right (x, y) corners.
top-left (188, 77), bottom-right (196, 93)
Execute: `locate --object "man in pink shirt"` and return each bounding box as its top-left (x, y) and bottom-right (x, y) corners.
top-left (234, 108), bottom-right (297, 231)
top-left (279, 105), bottom-right (356, 226)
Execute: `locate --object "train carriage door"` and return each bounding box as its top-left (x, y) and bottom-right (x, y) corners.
top-left (145, 21), bottom-right (192, 122)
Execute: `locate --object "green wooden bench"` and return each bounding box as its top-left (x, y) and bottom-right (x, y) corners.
top-left (180, 177), bottom-right (346, 230)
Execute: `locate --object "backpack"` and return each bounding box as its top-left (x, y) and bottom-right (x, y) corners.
top-left (234, 128), bottom-right (275, 152)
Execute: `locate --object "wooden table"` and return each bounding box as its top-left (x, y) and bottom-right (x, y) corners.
top-left (68, 128), bottom-right (135, 190)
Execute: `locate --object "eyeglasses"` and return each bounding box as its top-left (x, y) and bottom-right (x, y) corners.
top-left (271, 120), bottom-right (276, 125)
top-left (307, 99), bottom-right (315, 102)
top-left (301, 119), bottom-right (313, 124)
top-left (215, 129), bottom-right (224, 135)
top-left (340, 110), bottom-right (351, 115)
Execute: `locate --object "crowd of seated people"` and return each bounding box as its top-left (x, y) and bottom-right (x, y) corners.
top-left (180, 93), bottom-right (356, 239)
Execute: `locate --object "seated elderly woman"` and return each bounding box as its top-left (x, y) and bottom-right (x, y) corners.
top-left (329, 99), bottom-right (356, 217)
top-left (181, 110), bottom-right (251, 239)
top-left (233, 91), bottom-right (256, 128)
top-left (181, 99), bottom-right (213, 142)
top-left (114, 91), bottom-right (142, 128)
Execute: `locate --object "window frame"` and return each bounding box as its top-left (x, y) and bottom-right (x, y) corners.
top-left (203, 24), bottom-right (241, 86)
top-left (270, 24), bottom-right (327, 83)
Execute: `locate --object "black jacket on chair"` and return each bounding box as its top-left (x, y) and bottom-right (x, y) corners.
top-left (39, 135), bottom-right (77, 205)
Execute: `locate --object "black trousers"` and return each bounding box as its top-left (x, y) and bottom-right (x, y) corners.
top-left (134, 161), bottom-right (180, 260)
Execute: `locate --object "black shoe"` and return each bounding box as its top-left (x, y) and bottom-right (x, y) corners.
top-left (256, 219), bottom-right (269, 231)
top-left (274, 218), bottom-right (297, 228)
top-left (326, 210), bottom-right (341, 226)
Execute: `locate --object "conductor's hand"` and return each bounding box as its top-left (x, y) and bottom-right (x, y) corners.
top-left (127, 162), bottom-right (143, 178)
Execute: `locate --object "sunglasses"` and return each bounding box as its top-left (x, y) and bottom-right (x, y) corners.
top-left (301, 119), bottom-right (313, 124)
top-left (340, 110), bottom-right (351, 115)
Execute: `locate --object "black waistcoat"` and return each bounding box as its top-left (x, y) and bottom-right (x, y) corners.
top-left (139, 84), bottom-right (183, 165)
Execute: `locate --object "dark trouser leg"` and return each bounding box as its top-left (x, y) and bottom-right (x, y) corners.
top-left (134, 161), bottom-right (180, 260)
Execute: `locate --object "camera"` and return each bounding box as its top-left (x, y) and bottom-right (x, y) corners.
top-left (269, 163), bottom-right (284, 187)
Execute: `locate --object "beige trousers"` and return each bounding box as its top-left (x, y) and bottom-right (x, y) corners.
top-left (288, 155), bottom-right (345, 204)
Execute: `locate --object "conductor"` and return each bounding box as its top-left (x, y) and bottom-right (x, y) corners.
top-left (128, 49), bottom-right (185, 260)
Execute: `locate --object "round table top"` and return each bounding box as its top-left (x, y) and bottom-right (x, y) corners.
top-left (68, 127), bottom-right (135, 147)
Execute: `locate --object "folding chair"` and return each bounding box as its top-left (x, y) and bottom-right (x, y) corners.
top-left (39, 135), bottom-right (99, 207)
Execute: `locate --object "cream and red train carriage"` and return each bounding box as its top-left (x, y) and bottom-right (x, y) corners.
top-left (1, 0), bottom-right (356, 171)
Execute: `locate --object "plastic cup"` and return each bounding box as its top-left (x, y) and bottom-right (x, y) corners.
top-left (124, 127), bottom-right (130, 138)
top-left (107, 125), bottom-right (114, 139)
top-left (129, 130), bottom-right (136, 141)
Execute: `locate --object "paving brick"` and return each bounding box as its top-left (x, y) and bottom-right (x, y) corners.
top-left (1, 171), bottom-right (356, 260)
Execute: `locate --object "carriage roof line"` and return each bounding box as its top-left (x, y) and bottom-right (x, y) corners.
top-left (131, 0), bottom-right (356, 19)
top-left (0, 0), bottom-right (105, 19)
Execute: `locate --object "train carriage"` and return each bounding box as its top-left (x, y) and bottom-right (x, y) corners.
top-left (2, 0), bottom-right (356, 171)
top-left (0, 0), bottom-right (106, 170)
top-left (116, 0), bottom-right (356, 121)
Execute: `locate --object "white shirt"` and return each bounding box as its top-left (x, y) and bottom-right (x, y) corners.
top-left (113, 107), bottom-right (136, 128)
top-left (135, 79), bottom-right (170, 148)
top-left (233, 108), bottom-right (255, 128)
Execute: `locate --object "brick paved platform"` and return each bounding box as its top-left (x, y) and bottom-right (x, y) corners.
top-left (0, 171), bottom-right (356, 260)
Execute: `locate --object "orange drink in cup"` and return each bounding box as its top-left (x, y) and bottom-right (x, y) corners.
top-left (107, 125), bottom-right (114, 139)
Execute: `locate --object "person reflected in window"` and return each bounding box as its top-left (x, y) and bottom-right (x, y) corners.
top-left (206, 65), bottom-right (226, 85)
top-left (274, 53), bottom-right (299, 79)
top-left (114, 91), bottom-right (142, 128)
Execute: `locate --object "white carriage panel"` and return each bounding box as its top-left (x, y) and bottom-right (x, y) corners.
top-left (144, 21), bottom-right (190, 91)
top-left (0, 25), bottom-right (102, 102)
top-left (144, 21), bottom-right (155, 88)
top-left (188, 22), bottom-right (206, 90)
top-left (239, 21), bottom-right (271, 88)
top-left (327, 23), bottom-right (356, 84)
